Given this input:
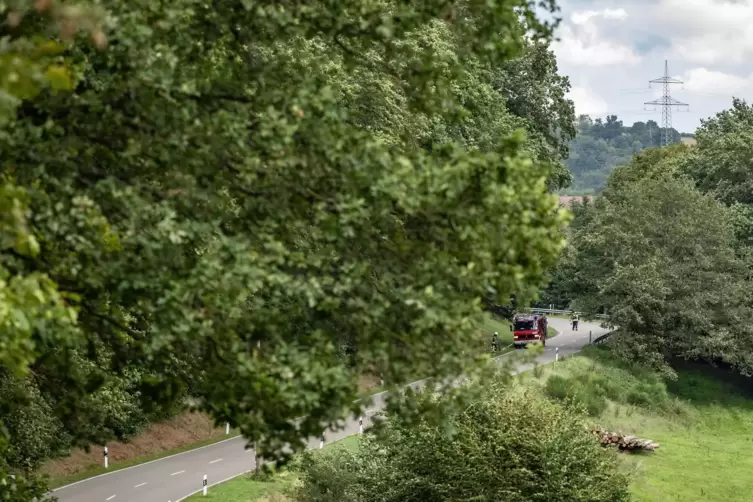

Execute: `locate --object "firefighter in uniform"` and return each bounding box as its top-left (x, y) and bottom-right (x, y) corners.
top-left (491, 332), bottom-right (500, 353)
top-left (571, 312), bottom-right (579, 331)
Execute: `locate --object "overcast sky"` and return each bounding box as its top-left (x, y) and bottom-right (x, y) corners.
top-left (550, 0), bottom-right (753, 133)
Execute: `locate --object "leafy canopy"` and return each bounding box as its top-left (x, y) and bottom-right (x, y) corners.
top-left (0, 0), bottom-right (574, 491)
top-left (568, 172), bottom-right (753, 376)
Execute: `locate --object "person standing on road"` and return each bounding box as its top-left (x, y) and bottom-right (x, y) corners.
top-left (491, 332), bottom-right (499, 353)
top-left (570, 312), bottom-right (579, 331)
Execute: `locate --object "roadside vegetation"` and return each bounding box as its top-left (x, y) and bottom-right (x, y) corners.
top-left (2, 1), bottom-right (575, 498)
top-left (185, 437), bottom-right (361, 502)
top-left (39, 313), bottom-right (512, 486)
top-left (293, 362), bottom-right (630, 502)
top-left (523, 345), bottom-right (753, 502)
top-left (3, 0), bottom-right (752, 501)
top-left (42, 416), bottom-right (239, 489)
top-left (288, 344), bottom-right (753, 502)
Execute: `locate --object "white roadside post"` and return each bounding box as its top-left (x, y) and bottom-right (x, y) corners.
top-left (319, 434), bottom-right (325, 449)
top-left (202, 474), bottom-right (208, 496)
top-left (555, 347), bottom-right (559, 362)
top-left (225, 422), bottom-right (230, 434)
top-left (103, 446), bottom-right (108, 469)
top-left (358, 417), bottom-right (363, 435)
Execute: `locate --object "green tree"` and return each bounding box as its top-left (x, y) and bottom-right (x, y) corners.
top-left (0, 1), bottom-right (106, 499)
top-left (495, 39), bottom-right (576, 189)
top-left (295, 380), bottom-right (630, 502)
top-left (0, 0), bottom-right (574, 493)
top-left (603, 143), bottom-right (688, 200)
top-left (681, 98), bottom-right (753, 244)
top-left (568, 174), bottom-right (753, 375)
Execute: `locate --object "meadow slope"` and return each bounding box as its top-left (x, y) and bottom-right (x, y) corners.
top-left (521, 345), bottom-right (753, 502)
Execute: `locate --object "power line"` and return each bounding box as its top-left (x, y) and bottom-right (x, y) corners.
top-left (643, 60), bottom-right (690, 146)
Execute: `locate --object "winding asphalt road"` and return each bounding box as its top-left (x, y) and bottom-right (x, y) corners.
top-left (52, 317), bottom-right (607, 502)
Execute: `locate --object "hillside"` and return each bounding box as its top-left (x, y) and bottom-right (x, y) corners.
top-left (5, 1), bottom-right (753, 501)
top-left (223, 344), bottom-right (753, 502)
top-left (563, 114), bottom-right (694, 195)
top-left (522, 345), bottom-right (753, 502)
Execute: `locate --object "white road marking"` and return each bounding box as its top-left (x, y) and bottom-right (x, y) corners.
top-left (106, 496), bottom-right (116, 501)
top-left (171, 470), bottom-right (185, 476)
top-left (134, 482), bottom-right (146, 488)
top-left (209, 458), bottom-right (223, 464)
top-left (52, 435), bottom-right (242, 493)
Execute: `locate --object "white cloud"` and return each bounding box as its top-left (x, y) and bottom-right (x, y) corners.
top-left (551, 0), bottom-right (753, 131)
top-left (650, 0), bottom-right (753, 64)
top-left (683, 68), bottom-right (752, 96)
top-left (568, 86), bottom-right (609, 116)
top-left (554, 8), bottom-right (640, 66)
top-left (571, 8), bottom-right (628, 25)
top-left (653, 0), bottom-right (753, 36)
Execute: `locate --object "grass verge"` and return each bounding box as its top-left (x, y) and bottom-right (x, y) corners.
top-left (185, 436), bottom-right (361, 501)
top-left (521, 344), bottom-right (753, 502)
top-left (357, 313), bottom-right (514, 398)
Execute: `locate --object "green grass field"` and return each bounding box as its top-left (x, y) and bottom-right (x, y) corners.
top-left (521, 345), bottom-right (753, 502)
top-left (186, 436), bottom-right (361, 501)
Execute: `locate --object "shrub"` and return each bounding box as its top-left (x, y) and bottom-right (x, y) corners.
top-left (544, 375), bottom-right (608, 417)
top-left (295, 384), bottom-right (630, 502)
top-left (544, 374), bottom-right (572, 401)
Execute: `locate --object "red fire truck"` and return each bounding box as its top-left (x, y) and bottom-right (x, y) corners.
top-left (511, 313), bottom-right (548, 348)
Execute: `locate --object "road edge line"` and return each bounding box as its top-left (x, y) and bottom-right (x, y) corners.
top-left (51, 434), bottom-right (243, 492)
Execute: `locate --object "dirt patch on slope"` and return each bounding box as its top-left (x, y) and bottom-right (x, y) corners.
top-left (358, 373), bottom-right (382, 394)
top-left (39, 412), bottom-right (225, 478)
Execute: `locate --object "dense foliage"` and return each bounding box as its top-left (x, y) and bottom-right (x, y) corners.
top-left (554, 99), bottom-right (753, 377)
top-left (681, 98), bottom-right (753, 245)
top-left (0, 0), bottom-right (579, 497)
top-left (564, 114), bottom-right (690, 194)
top-left (295, 378), bottom-right (630, 502)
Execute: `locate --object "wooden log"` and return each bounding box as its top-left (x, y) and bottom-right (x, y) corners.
top-left (590, 428), bottom-right (659, 452)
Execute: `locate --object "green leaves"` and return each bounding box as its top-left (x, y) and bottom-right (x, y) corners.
top-left (295, 378), bottom-right (630, 502)
top-left (562, 100), bottom-right (753, 378)
top-left (568, 172), bottom-right (753, 376)
top-left (680, 98), bottom-right (753, 244)
top-left (0, 0), bottom-right (576, 493)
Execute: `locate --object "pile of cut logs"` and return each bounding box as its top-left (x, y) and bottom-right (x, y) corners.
top-left (591, 427), bottom-right (659, 452)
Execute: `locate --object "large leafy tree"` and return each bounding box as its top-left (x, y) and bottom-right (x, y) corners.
top-left (0, 1), bottom-right (107, 499)
top-left (568, 173), bottom-right (753, 375)
top-left (680, 98), bottom-right (753, 244)
top-left (495, 39), bottom-right (576, 189)
top-left (1, 0), bottom-right (575, 496)
top-left (604, 144), bottom-right (687, 195)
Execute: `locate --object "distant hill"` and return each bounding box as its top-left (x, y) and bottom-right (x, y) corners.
top-left (562, 114), bottom-right (694, 195)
